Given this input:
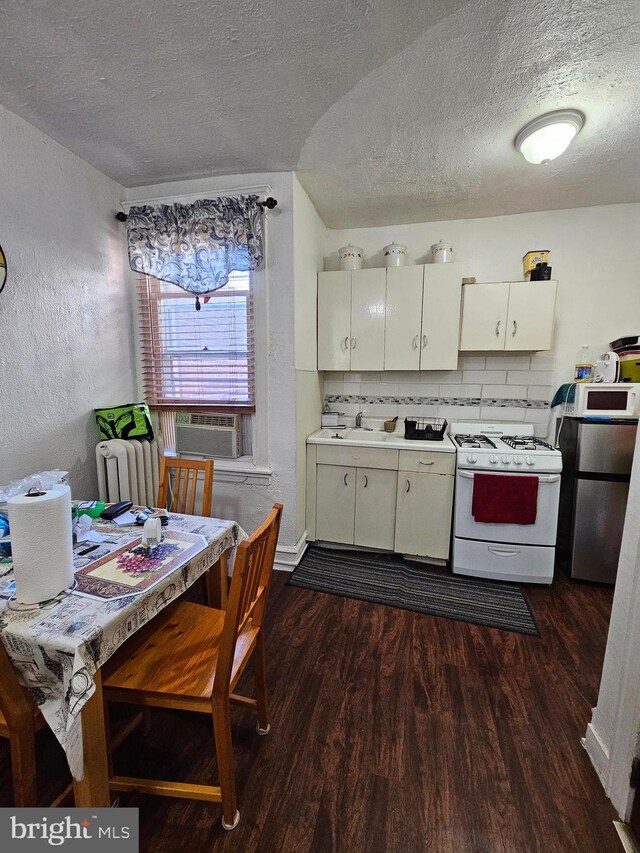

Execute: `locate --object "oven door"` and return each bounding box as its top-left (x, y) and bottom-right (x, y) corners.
top-left (454, 469), bottom-right (561, 545)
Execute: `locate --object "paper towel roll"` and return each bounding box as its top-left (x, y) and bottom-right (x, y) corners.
top-left (7, 484), bottom-right (74, 604)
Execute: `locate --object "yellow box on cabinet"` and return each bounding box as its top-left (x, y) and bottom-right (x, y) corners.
top-left (523, 250), bottom-right (549, 279)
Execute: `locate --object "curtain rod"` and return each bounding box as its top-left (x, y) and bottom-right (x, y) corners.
top-left (115, 185), bottom-right (277, 222)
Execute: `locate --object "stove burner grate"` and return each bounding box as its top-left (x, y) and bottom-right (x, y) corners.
top-left (500, 436), bottom-right (554, 451)
top-left (453, 434), bottom-right (497, 449)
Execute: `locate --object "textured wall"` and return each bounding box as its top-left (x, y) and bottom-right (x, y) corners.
top-left (0, 104), bottom-right (135, 495)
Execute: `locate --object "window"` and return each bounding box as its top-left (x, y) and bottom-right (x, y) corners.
top-left (136, 270), bottom-right (255, 411)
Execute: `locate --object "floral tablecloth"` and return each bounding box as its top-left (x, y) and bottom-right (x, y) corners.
top-left (0, 512), bottom-right (245, 779)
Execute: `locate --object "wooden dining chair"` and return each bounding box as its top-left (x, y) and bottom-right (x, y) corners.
top-left (102, 503), bottom-right (283, 830)
top-left (0, 642), bottom-right (46, 806)
top-left (157, 457), bottom-right (215, 517)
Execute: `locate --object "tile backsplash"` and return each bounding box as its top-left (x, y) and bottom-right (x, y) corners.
top-left (323, 354), bottom-right (556, 436)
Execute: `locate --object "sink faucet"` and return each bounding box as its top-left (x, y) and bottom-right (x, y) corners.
top-left (354, 412), bottom-right (373, 431)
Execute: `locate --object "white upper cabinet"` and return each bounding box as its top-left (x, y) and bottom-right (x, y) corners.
top-left (459, 282), bottom-right (509, 350)
top-left (317, 269), bottom-right (385, 371)
top-left (350, 269), bottom-right (386, 371)
top-left (317, 271), bottom-right (351, 370)
top-left (384, 263), bottom-right (461, 370)
top-left (384, 266), bottom-right (424, 370)
top-left (319, 264), bottom-right (463, 371)
top-left (504, 281), bottom-right (557, 351)
top-left (421, 264), bottom-right (462, 370)
top-left (459, 281), bottom-right (557, 352)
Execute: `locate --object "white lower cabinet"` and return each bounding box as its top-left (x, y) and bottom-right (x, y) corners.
top-left (316, 464), bottom-right (397, 549)
top-left (316, 464), bottom-right (356, 544)
top-left (394, 471), bottom-right (455, 559)
top-left (310, 445), bottom-right (455, 560)
top-left (354, 468), bottom-right (397, 551)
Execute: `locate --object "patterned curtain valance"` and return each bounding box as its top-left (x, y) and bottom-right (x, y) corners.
top-left (125, 194), bottom-right (264, 295)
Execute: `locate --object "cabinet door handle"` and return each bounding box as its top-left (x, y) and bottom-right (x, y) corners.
top-left (344, 336), bottom-right (349, 350)
top-left (343, 472), bottom-right (349, 486)
top-left (351, 337), bottom-right (357, 349)
top-left (363, 474), bottom-right (368, 488)
top-left (422, 334), bottom-right (428, 349)
top-left (495, 319), bottom-right (501, 337)
top-left (512, 320), bottom-right (517, 337)
top-left (412, 334), bottom-right (419, 349)
top-left (405, 479), bottom-right (411, 493)
top-left (418, 460), bottom-right (434, 466)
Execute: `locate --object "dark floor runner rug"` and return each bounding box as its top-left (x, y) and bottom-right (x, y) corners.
top-left (288, 545), bottom-right (540, 636)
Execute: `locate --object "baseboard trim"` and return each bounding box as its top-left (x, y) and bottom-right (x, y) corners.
top-left (584, 721), bottom-right (611, 787)
top-left (274, 531), bottom-right (308, 572)
top-left (614, 821), bottom-right (640, 853)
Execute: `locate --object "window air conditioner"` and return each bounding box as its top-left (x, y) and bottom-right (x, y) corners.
top-left (175, 413), bottom-right (242, 459)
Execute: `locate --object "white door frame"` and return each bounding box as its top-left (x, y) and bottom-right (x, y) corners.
top-left (585, 428), bottom-right (640, 818)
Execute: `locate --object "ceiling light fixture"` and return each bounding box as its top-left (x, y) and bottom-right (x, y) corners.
top-left (515, 109), bottom-right (585, 165)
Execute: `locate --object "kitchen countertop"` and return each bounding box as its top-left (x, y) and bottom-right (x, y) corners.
top-left (307, 428), bottom-right (456, 453)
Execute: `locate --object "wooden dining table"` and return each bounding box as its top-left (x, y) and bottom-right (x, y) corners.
top-left (0, 511), bottom-right (245, 807)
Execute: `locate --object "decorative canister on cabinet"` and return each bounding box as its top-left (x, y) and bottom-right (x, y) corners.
top-left (430, 239), bottom-right (454, 263)
top-left (382, 241), bottom-right (407, 267)
top-left (338, 244), bottom-right (364, 271)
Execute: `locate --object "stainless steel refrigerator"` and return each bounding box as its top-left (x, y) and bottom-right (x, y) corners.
top-left (557, 417), bottom-right (637, 584)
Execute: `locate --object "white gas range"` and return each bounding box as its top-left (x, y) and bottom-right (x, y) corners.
top-left (450, 423), bottom-right (562, 585)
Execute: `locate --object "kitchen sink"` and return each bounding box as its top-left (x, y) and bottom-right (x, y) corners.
top-left (343, 430), bottom-right (389, 442)
top-left (313, 428), bottom-right (390, 442)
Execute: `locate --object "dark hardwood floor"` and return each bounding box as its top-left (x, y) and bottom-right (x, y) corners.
top-left (0, 570), bottom-right (619, 852)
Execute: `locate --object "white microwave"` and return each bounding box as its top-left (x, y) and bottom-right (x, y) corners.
top-left (565, 383), bottom-right (640, 418)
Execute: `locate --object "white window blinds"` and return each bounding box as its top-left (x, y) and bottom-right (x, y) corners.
top-left (136, 270), bottom-right (255, 411)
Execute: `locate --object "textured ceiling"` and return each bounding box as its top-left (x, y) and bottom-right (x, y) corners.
top-left (1, 0), bottom-right (640, 226)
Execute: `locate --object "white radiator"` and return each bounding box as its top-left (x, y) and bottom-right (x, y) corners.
top-left (95, 438), bottom-right (164, 507)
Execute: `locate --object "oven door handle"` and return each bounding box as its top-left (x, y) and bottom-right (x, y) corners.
top-left (458, 470), bottom-right (560, 483)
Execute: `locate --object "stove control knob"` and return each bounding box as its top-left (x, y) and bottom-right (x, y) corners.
top-left (513, 456), bottom-right (523, 465)
top-left (501, 455), bottom-right (510, 465)
top-left (466, 454), bottom-right (478, 464)
top-left (525, 457), bottom-right (535, 466)
top-left (489, 455), bottom-right (499, 464)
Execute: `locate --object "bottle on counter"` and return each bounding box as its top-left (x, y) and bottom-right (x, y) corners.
top-left (574, 345), bottom-right (593, 382)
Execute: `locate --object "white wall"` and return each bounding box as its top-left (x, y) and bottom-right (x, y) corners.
top-left (123, 173), bottom-right (301, 551)
top-left (0, 104), bottom-right (136, 496)
top-left (293, 175), bottom-right (326, 373)
top-left (293, 176), bottom-right (327, 543)
top-left (585, 426), bottom-right (640, 817)
top-left (325, 204), bottom-right (640, 436)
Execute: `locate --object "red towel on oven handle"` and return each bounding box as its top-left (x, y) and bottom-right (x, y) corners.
top-left (471, 472), bottom-right (539, 525)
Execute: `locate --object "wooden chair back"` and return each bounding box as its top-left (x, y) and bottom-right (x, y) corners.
top-left (157, 457), bottom-right (214, 517)
top-left (0, 642), bottom-right (38, 735)
top-left (213, 504), bottom-right (282, 697)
